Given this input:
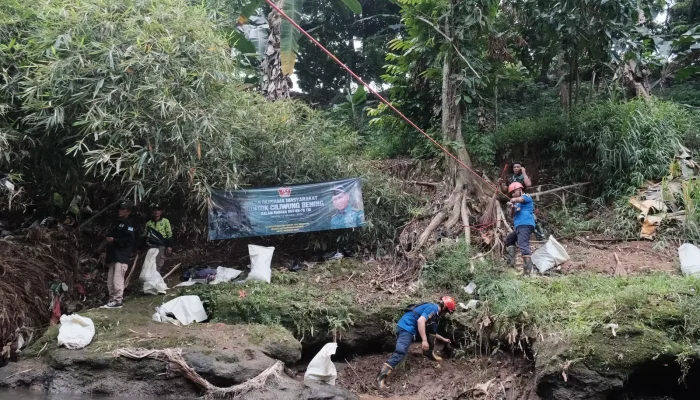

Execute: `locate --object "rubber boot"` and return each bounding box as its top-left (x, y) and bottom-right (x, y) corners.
top-left (523, 256), bottom-right (534, 276)
top-left (423, 335), bottom-right (443, 361)
top-left (505, 246), bottom-right (516, 267)
top-left (376, 363), bottom-right (393, 389)
top-left (534, 222), bottom-right (545, 241)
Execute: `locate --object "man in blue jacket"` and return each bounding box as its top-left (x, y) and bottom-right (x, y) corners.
top-left (376, 296), bottom-right (456, 389)
top-left (505, 182), bottom-right (536, 275)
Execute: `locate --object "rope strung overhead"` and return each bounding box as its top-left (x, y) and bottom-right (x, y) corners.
top-left (263, 0), bottom-right (502, 195)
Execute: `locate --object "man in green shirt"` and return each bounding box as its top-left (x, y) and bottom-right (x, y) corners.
top-left (145, 204), bottom-right (173, 270)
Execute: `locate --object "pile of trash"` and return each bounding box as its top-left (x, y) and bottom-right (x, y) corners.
top-left (175, 245), bottom-right (274, 288)
top-left (629, 145), bottom-right (698, 240)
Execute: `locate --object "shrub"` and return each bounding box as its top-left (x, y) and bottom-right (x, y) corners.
top-left (494, 99), bottom-right (700, 199)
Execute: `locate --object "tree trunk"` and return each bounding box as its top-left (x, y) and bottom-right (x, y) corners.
top-left (261, 6), bottom-right (292, 101)
top-left (410, 6), bottom-right (492, 254)
top-left (538, 55), bottom-right (553, 84)
top-left (621, 4), bottom-right (651, 99)
top-left (557, 54), bottom-right (569, 110)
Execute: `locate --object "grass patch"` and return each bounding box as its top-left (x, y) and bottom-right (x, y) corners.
top-left (183, 280), bottom-right (357, 338)
top-left (424, 243), bottom-right (700, 369)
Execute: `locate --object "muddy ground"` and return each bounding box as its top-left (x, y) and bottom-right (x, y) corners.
top-left (334, 350), bottom-right (537, 400)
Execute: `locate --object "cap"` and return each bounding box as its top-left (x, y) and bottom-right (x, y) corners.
top-left (332, 185), bottom-right (347, 194)
top-left (118, 200), bottom-right (134, 210)
top-left (151, 203), bottom-right (163, 210)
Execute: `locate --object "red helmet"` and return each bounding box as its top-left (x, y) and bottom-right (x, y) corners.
top-left (508, 182), bottom-right (524, 194)
top-left (440, 296), bottom-right (456, 313)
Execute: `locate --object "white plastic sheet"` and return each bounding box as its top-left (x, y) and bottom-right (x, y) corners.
top-left (139, 248), bottom-right (168, 295)
top-left (532, 235), bottom-right (570, 273)
top-left (210, 267), bottom-right (243, 285)
top-left (678, 243), bottom-right (700, 277)
top-left (247, 245), bottom-right (274, 283)
top-left (304, 342), bottom-right (338, 385)
top-left (57, 314), bottom-right (95, 350)
top-left (159, 295), bottom-right (207, 326)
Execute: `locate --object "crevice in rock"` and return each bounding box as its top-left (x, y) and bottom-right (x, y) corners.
top-left (608, 356), bottom-right (700, 400)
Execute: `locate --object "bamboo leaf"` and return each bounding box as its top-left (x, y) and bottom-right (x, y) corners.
top-left (280, 0), bottom-right (302, 75)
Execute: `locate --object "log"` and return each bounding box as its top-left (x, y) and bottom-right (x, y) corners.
top-left (403, 180), bottom-right (440, 187)
top-left (531, 182), bottom-right (591, 197)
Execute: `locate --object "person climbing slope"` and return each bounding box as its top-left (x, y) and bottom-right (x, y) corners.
top-left (505, 182), bottom-right (536, 275)
top-left (499, 161), bottom-right (531, 193)
top-left (376, 296), bottom-right (456, 389)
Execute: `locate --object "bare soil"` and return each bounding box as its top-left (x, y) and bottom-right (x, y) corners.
top-left (336, 349), bottom-right (537, 400)
top-left (550, 239), bottom-right (677, 276)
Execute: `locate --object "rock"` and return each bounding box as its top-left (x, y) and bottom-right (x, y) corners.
top-left (302, 382), bottom-right (359, 400)
top-left (0, 299), bottom-right (310, 399)
top-left (245, 324), bottom-right (303, 364)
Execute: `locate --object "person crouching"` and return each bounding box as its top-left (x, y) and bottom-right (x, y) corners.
top-left (375, 296), bottom-right (456, 389)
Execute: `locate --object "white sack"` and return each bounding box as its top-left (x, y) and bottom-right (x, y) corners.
top-left (679, 243), bottom-right (700, 277)
top-left (139, 248), bottom-right (168, 295)
top-left (210, 267), bottom-right (243, 285)
top-left (304, 342), bottom-right (338, 385)
top-left (159, 295), bottom-right (207, 326)
top-left (532, 235), bottom-right (570, 273)
top-left (57, 314), bottom-right (95, 350)
top-left (247, 245), bottom-right (274, 283)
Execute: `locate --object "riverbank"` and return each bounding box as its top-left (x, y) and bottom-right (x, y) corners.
top-left (2, 244), bottom-right (699, 399)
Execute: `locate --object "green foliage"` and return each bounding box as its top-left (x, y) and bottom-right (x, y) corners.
top-left (425, 243), bottom-right (700, 368)
top-left (185, 280), bottom-right (355, 337)
top-left (494, 99), bottom-right (700, 199)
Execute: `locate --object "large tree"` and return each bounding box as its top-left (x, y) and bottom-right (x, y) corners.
top-left (377, 0), bottom-right (498, 253)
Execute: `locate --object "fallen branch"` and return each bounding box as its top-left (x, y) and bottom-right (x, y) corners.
top-left (532, 182), bottom-right (591, 197)
top-left (403, 180), bottom-right (440, 187)
top-left (78, 199), bottom-right (122, 231)
top-left (3, 368), bottom-right (33, 380)
top-left (162, 263), bottom-right (183, 280)
top-left (112, 348), bottom-right (285, 399)
top-left (573, 237), bottom-right (608, 250)
top-left (123, 254), bottom-right (140, 290)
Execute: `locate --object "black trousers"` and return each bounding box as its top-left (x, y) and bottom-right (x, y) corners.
top-left (506, 225), bottom-right (535, 256)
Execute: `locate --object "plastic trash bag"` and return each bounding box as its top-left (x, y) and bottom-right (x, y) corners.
top-left (247, 245), bottom-right (274, 283)
top-left (57, 314), bottom-right (95, 350)
top-left (159, 295), bottom-right (207, 326)
top-left (532, 235), bottom-right (570, 273)
top-left (304, 342), bottom-right (338, 385)
top-left (678, 243), bottom-right (700, 277)
top-left (210, 267), bottom-right (243, 285)
top-left (139, 248), bottom-right (168, 295)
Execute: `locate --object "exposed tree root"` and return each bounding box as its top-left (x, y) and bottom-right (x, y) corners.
top-left (112, 348), bottom-right (285, 399)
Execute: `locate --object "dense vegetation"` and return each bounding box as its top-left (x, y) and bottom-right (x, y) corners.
top-left (2, 0), bottom-right (700, 243)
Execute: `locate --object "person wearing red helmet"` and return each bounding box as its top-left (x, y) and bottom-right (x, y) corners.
top-left (506, 181), bottom-right (536, 275)
top-left (376, 296), bottom-right (456, 389)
